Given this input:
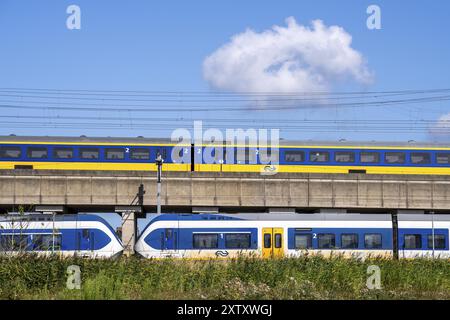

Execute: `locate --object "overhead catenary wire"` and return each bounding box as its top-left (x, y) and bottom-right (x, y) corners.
top-left (0, 87), bottom-right (448, 137)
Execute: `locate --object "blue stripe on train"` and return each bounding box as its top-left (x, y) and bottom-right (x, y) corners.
top-left (0, 228), bottom-right (112, 251)
top-left (144, 228), bottom-right (258, 250)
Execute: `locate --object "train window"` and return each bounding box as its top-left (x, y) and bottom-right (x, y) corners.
top-left (318, 233), bottom-right (335, 249)
top-left (341, 234), bottom-right (359, 249)
top-left (259, 148), bottom-right (279, 163)
top-left (310, 151), bottom-right (329, 162)
top-left (364, 234), bottom-right (382, 249)
top-left (274, 233), bottom-right (282, 248)
top-left (335, 151), bottom-right (355, 163)
top-left (130, 148), bottom-right (150, 160)
top-left (0, 235), bottom-right (29, 251)
top-left (385, 152), bottom-right (405, 164)
top-left (82, 229), bottom-right (90, 239)
top-left (156, 148), bottom-right (167, 160)
top-left (193, 234), bottom-right (218, 249)
top-left (264, 234), bottom-right (271, 248)
top-left (27, 147), bottom-right (47, 159)
top-left (427, 235), bottom-right (446, 250)
top-left (360, 152), bottom-right (380, 163)
top-left (410, 153), bottom-right (431, 164)
top-left (80, 148), bottom-right (99, 159)
top-left (235, 148), bottom-right (257, 164)
top-left (436, 153), bottom-right (450, 164)
top-left (54, 147), bottom-right (73, 159)
top-left (404, 234), bottom-right (422, 249)
top-left (28, 147), bottom-right (48, 159)
top-left (284, 150), bottom-right (305, 162)
top-left (294, 234), bottom-right (312, 249)
top-left (32, 234), bottom-right (62, 251)
top-left (0, 146), bottom-right (21, 158)
top-left (105, 148), bottom-right (125, 160)
top-left (225, 233), bottom-right (251, 249)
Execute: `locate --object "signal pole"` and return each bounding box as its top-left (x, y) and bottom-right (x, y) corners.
top-left (156, 153), bottom-right (164, 214)
top-left (431, 211), bottom-right (435, 258)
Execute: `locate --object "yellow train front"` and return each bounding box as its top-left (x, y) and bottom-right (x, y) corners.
top-left (0, 136), bottom-right (449, 175)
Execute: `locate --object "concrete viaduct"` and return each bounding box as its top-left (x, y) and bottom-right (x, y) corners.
top-left (1, 169), bottom-right (449, 254)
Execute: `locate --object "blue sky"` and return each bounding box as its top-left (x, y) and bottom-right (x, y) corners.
top-left (0, 0), bottom-right (449, 143)
top-left (1, 0), bottom-right (449, 91)
top-left (1, 0), bottom-right (449, 229)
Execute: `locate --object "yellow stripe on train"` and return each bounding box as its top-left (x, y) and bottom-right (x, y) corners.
top-left (196, 164), bottom-right (450, 175)
top-left (1, 162), bottom-right (450, 175)
top-left (0, 162), bottom-right (190, 171)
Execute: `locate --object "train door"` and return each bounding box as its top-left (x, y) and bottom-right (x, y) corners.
top-left (262, 228), bottom-right (284, 258)
top-left (76, 229), bottom-right (94, 253)
top-left (161, 228), bottom-right (178, 253)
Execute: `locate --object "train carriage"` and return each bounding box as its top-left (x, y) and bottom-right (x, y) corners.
top-left (0, 136), bottom-right (449, 175)
top-left (0, 214), bottom-right (123, 258)
top-left (135, 213), bottom-right (450, 259)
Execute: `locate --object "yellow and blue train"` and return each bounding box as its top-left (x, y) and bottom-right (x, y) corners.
top-left (0, 135), bottom-right (449, 175)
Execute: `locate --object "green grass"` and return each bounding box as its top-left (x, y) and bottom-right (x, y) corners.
top-left (0, 254), bottom-right (448, 300)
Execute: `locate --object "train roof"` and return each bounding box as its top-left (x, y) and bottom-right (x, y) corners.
top-left (397, 214), bottom-right (450, 221)
top-left (0, 135), bottom-right (449, 148)
top-left (147, 213), bottom-right (394, 222)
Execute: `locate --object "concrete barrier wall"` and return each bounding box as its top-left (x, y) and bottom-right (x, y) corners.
top-left (0, 170), bottom-right (449, 211)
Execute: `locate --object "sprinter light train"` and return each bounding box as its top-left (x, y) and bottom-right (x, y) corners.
top-left (1, 213), bottom-right (449, 259)
top-left (0, 214), bottom-right (123, 258)
top-left (134, 213), bottom-right (450, 259)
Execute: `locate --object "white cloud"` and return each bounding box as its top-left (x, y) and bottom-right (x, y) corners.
top-left (436, 113), bottom-right (450, 127)
top-left (431, 113), bottom-right (450, 135)
top-left (203, 17), bottom-right (373, 93)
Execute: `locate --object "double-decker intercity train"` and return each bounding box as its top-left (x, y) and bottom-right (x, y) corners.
top-left (0, 135), bottom-right (449, 175)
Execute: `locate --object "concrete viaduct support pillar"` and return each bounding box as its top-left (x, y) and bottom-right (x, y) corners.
top-left (115, 206), bottom-right (142, 256)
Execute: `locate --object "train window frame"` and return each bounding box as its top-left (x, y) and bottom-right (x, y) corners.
top-left (27, 147), bottom-right (48, 159)
top-left (234, 147), bottom-right (257, 164)
top-left (427, 234), bottom-right (446, 250)
top-left (130, 148), bottom-right (150, 160)
top-left (0, 234), bottom-right (29, 251)
top-left (294, 233), bottom-right (312, 249)
top-left (53, 147), bottom-right (74, 159)
top-left (192, 233), bottom-right (218, 249)
top-left (309, 151), bottom-right (330, 163)
top-left (341, 233), bottom-right (359, 249)
top-left (259, 147), bottom-right (279, 164)
top-left (155, 148), bottom-right (167, 161)
top-left (384, 152), bottom-right (406, 164)
top-left (274, 233), bottom-right (282, 248)
top-left (284, 150), bottom-right (305, 163)
top-left (224, 233), bottom-right (251, 249)
top-left (360, 152), bottom-right (380, 164)
top-left (410, 152), bottom-right (431, 165)
top-left (436, 153), bottom-right (450, 164)
top-left (404, 234), bottom-right (422, 250)
top-left (105, 148), bottom-right (125, 160)
top-left (0, 146), bottom-right (22, 159)
top-left (32, 234), bottom-right (62, 251)
top-left (334, 151), bottom-right (355, 163)
top-left (264, 234), bottom-right (271, 248)
top-left (80, 148), bottom-right (100, 160)
top-left (364, 233), bottom-right (382, 249)
top-left (317, 233), bottom-right (335, 249)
